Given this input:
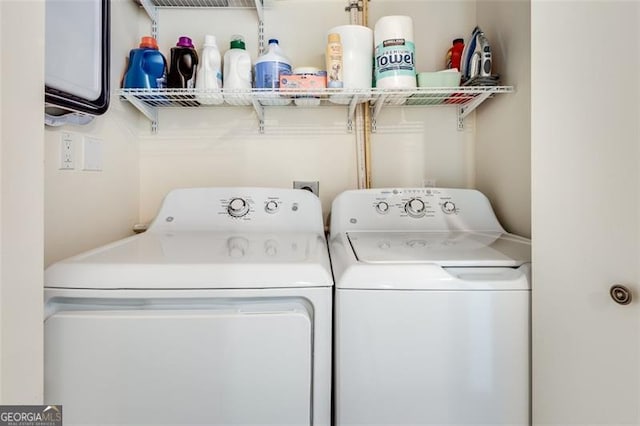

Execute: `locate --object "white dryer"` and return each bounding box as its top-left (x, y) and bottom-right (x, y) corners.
top-left (329, 188), bottom-right (531, 426)
top-left (44, 187), bottom-right (332, 426)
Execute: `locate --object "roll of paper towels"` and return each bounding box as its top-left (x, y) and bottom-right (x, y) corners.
top-left (374, 16), bottom-right (417, 89)
top-left (327, 25), bottom-right (373, 104)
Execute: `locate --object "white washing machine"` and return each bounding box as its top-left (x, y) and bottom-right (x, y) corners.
top-left (329, 188), bottom-right (531, 426)
top-left (44, 187), bottom-right (332, 426)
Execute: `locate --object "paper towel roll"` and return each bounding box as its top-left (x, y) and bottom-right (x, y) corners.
top-left (374, 16), bottom-right (417, 89)
top-left (327, 25), bottom-right (373, 105)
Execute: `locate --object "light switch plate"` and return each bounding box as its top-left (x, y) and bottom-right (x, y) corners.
top-left (82, 136), bottom-right (103, 171)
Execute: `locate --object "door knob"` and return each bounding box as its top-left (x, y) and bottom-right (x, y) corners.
top-left (610, 285), bottom-right (632, 305)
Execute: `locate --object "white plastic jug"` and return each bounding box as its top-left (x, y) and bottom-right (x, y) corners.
top-left (223, 35), bottom-right (252, 106)
top-left (195, 35), bottom-right (223, 105)
top-left (254, 39), bottom-right (292, 89)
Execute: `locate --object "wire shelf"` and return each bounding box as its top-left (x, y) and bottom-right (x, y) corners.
top-left (120, 87), bottom-right (511, 107)
top-left (117, 86), bottom-right (514, 132)
top-left (138, 0), bottom-right (261, 8)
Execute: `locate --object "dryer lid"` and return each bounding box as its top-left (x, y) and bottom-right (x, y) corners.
top-left (347, 231), bottom-right (531, 267)
top-left (45, 231), bottom-right (333, 289)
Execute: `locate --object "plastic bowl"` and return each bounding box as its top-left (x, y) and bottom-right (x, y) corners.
top-left (417, 71), bottom-right (461, 87)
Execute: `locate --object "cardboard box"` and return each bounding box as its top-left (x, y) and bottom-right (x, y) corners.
top-left (279, 74), bottom-right (327, 90)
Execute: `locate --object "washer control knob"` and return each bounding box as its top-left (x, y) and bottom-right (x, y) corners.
top-left (442, 201), bottom-right (456, 214)
top-left (227, 198), bottom-right (250, 218)
top-left (375, 201), bottom-right (390, 214)
top-left (405, 198), bottom-right (426, 218)
top-left (265, 200), bottom-right (279, 214)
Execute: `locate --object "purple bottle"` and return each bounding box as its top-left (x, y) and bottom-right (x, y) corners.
top-left (167, 36), bottom-right (199, 89)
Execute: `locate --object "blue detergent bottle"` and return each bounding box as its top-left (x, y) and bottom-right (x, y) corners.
top-left (123, 36), bottom-right (167, 89)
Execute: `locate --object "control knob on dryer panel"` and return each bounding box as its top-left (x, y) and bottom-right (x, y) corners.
top-left (227, 197), bottom-right (250, 218)
top-left (405, 198), bottom-right (426, 218)
top-left (375, 201), bottom-right (390, 214)
top-left (442, 201), bottom-right (456, 214)
top-left (265, 200), bottom-right (280, 214)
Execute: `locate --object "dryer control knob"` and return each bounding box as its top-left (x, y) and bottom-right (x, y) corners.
top-left (265, 200), bottom-right (279, 214)
top-left (405, 198), bottom-right (426, 218)
top-left (227, 198), bottom-right (250, 218)
top-left (375, 201), bottom-right (390, 214)
top-left (442, 201), bottom-right (456, 214)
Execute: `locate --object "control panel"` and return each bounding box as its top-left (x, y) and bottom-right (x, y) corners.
top-left (330, 187), bottom-right (505, 234)
top-left (370, 188), bottom-right (460, 219)
top-left (220, 196), bottom-right (287, 220)
top-left (149, 187), bottom-right (324, 234)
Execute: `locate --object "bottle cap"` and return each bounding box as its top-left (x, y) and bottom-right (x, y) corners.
top-left (230, 35), bottom-right (246, 50)
top-left (328, 33), bottom-right (341, 43)
top-left (268, 38), bottom-right (279, 45)
top-left (139, 36), bottom-right (158, 49)
top-left (453, 38), bottom-right (464, 44)
top-left (203, 35), bottom-right (217, 47)
top-left (176, 36), bottom-right (194, 48)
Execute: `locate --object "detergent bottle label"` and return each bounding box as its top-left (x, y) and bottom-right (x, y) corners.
top-left (374, 39), bottom-right (416, 82)
top-left (255, 61), bottom-right (292, 89)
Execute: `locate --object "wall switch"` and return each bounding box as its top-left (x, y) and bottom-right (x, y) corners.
top-left (293, 181), bottom-right (320, 196)
top-left (59, 132), bottom-right (75, 170)
top-left (82, 136), bottom-right (103, 171)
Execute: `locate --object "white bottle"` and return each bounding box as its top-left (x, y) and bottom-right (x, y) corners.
top-left (223, 35), bottom-right (252, 106)
top-left (195, 34), bottom-right (223, 105)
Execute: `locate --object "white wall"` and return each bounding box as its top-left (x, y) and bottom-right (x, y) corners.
top-left (0, 0), bottom-right (44, 403)
top-left (476, 0), bottom-right (531, 237)
top-left (44, 0), bottom-right (141, 266)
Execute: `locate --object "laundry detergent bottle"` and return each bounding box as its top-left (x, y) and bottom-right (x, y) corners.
top-left (167, 36), bottom-right (199, 89)
top-left (223, 35), bottom-right (252, 105)
top-left (195, 35), bottom-right (223, 105)
top-left (254, 39), bottom-right (292, 89)
top-left (123, 36), bottom-right (167, 89)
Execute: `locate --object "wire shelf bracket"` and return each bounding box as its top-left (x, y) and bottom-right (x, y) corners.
top-left (457, 90), bottom-right (493, 131)
top-left (250, 97), bottom-right (265, 134)
top-left (120, 91), bottom-right (159, 132)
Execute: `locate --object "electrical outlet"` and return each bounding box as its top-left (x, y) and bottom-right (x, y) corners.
top-left (293, 181), bottom-right (319, 196)
top-left (59, 132), bottom-right (75, 170)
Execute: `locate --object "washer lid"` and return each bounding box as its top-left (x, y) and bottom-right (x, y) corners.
top-left (45, 231), bottom-right (333, 289)
top-left (347, 231), bottom-right (531, 267)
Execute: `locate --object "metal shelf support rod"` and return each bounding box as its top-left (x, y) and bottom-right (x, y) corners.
top-left (251, 98), bottom-right (265, 133)
top-left (254, 0), bottom-right (264, 24)
top-left (139, 0), bottom-right (159, 38)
